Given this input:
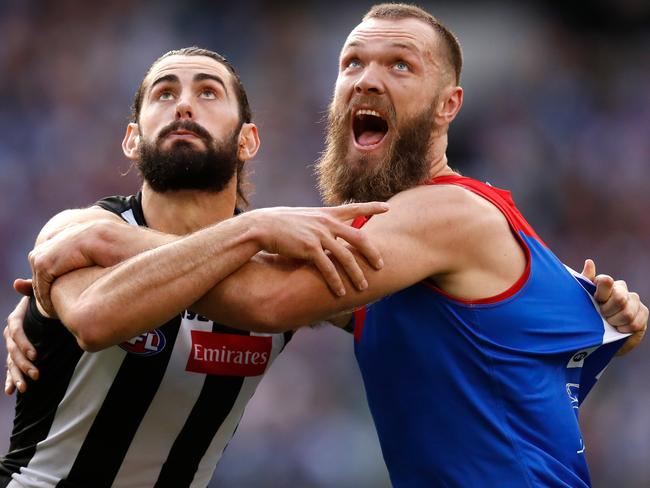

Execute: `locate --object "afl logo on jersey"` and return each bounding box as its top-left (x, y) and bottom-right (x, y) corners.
top-left (567, 346), bottom-right (596, 368)
top-left (572, 352), bottom-right (588, 362)
top-left (120, 329), bottom-right (167, 356)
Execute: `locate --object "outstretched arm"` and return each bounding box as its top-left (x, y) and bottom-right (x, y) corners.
top-left (194, 188), bottom-right (650, 349)
top-left (40, 202), bottom-right (388, 350)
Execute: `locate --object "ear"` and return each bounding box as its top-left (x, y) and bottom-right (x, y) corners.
top-left (237, 123), bottom-right (260, 161)
top-left (434, 86), bottom-right (463, 125)
top-left (122, 123), bottom-right (141, 161)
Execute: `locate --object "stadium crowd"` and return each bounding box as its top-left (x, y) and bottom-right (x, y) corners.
top-left (0, 1), bottom-right (648, 486)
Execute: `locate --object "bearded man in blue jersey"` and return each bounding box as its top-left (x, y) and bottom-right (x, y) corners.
top-left (4, 3), bottom-right (647, 487)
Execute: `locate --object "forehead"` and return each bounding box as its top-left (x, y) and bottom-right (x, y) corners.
top-left (343, 17), bottom-right (438, 56)
top-left (143, 55), bottom-right (233, 91)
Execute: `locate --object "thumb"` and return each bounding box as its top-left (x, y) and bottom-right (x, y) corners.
top-left (13, 278), bottom-right (34, 297)
top-left (581, 259), bottom-right (596, 281)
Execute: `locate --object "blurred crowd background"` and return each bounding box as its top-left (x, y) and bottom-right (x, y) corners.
top-left (1, 0), bottom-right (649, 486)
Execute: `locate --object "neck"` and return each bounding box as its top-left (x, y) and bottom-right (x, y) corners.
top-left (141, 178), bottom-right (238, 235)
top-left (426, 131), bottom-right (457, 180)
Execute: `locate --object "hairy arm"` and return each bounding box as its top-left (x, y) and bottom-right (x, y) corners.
top-left (30, 207), bottom-right (176, 315)
top-left (49, 213), bottom-right (269, 350)
top-left (41, 203), bottom-right (388, 350)
top-left (193, 186), bottom-right (471, 331)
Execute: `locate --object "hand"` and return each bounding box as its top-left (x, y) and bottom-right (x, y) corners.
top-left (13, 278), bottom-right (33, 297)
top-left (4, 297), bottom-right (39, 395)
top-left (581, 259), bottom-right (648, 355)
top-left (247, 202), bottom-right (389, 297)
top-left (29, 220), bottom-right (131, 317)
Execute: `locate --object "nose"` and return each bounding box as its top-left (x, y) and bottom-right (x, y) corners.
top-left (175, 95), bottom-right (193, 120)
top-left (354, 64), bottom-right (385, 95)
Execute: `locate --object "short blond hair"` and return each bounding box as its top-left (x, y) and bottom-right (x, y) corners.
top-left (364, 3), bottom-right (463, 84)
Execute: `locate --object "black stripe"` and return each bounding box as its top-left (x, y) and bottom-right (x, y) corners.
top-left (0, 300), bottom-right (83, 485)
top-left (57, 317), bottom-right (181, 488)
top-left (153, 322), bottom-right (250, 488)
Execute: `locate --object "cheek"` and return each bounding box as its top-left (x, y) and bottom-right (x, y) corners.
top-left (334, 76), bottom-right (353, 99)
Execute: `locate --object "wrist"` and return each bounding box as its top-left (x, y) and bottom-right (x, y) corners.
top-left (236, 210), bottom-right (269, 252)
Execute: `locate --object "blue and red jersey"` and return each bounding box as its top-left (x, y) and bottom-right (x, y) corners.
top-left (353, 175), bottom-right (628, 487)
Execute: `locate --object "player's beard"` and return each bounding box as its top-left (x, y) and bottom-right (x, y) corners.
top-left (316, 97), bottom-right (436, 205)
top-left (137, 120), bottom-right (242, 193)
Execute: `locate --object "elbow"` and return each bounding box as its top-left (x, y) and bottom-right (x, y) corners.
top-left (245, 287), bottom-right (300, 334)
top-left (63, 304), bottom-right (113, 352)
top-left (75, 332), bottom-right (108, 353)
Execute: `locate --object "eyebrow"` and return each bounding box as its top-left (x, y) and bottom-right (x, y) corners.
top-left (344, 40), bottom-right (419, 55)
top-left (149, 73), bottom-right (229, 95)
top-left (150, 74), bottom-right (179, 90)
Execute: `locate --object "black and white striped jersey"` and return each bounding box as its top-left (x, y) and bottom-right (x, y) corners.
top-left (0, 193), bottom-right (292, 488)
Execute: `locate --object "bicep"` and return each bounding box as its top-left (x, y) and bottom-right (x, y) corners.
top-left (195, 192), bottom-right (451, 330)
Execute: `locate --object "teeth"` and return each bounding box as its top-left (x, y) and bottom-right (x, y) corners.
top-left (356, 109), bottom-right (382, 118)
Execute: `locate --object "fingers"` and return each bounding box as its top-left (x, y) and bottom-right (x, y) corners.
top-left (616, 327), bottom-right (647, 356)
top-left (5, 297), bottom-right (39, 386)
top-left (618, 302), bottom-right (650, 354)
top-left (593, 274), bottom-right (615, 304)
top-left (9, 298), bottom-right (39, 366)
top-left (321, 236), bottom-right (367, 294)
top-left (581, 259), bottom-right (596, 281)
top-left (331, 201), bottom-right (389, 221)
top-left (28, 248), bottom-right (57, 317)
top-left (13, 278), bottom-right (34, 297)
top-left (4, 328), bottom-right (31, 395)
top-left (605, 292), bottom-right (640, 329)
top-left (5, 355), bottom-right (28, 394)
top-left (311, 249), bottom-right (347, 297)
top-left (5, 370), bottom-right (15, 396)
top-left (597, 279), bottom-right (628, 318)
top-left (331, 223), bottom-right (384, 270)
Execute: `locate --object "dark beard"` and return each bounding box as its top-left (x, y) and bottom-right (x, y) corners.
top-left (316, 99), bottom-right (436, 204)
top-left (137, 120), bottom-right (242, 193)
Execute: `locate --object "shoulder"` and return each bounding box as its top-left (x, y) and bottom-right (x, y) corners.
top-left (367, 183), bottom-right (505, 237)
top-left (361, 183), bottom-right (515, 278)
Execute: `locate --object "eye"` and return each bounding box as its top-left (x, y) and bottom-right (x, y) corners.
top-left (345, 58), bottom-right (362, 70)
top-left (200, 88), bottom-right (218, 100)
top-left (158, 91), bottom-right (174, 101)
top-left (394, 61), bottom-right (410, 72)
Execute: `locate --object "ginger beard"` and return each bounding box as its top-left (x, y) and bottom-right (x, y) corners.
top-left (137, 120), bottom-right (243, 193)
top-left (316, 95), bottom-right (437, 204)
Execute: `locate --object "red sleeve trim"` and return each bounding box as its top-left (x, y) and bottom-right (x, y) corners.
top-left (353, 307), bottom-right (367, 343)
top-left (421, 176), bottom-right (534, 304)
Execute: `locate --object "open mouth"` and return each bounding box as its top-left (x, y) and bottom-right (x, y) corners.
top-left (352, 109), bottom-right (389, 148)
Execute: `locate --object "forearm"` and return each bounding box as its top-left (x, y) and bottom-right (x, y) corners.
top-left (192, 254), bottom-right (378, 332)
top-left (52, 215), bottom-right (262, 350)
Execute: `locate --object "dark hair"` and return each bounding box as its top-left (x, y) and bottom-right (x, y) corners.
top-left (131, 46), bottom-right (252, 124)
top-left (363, 3), bottom-right (463, 84)
top-left (131, 47), bottom-right (252, 207)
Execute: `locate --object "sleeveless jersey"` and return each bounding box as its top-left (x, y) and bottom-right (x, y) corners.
top-left (353, 175), bottom-right (629, 488)
top-left (0, 193), bottom-right (291, 488)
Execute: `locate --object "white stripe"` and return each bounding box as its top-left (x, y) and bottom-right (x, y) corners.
top-left (121, 208), bottom-right (137, 226)
top-left (13, 348), bottom-right (127, 488)
top-left (112, 318), bottom-right (212, 487)
top-left (191, 332), bottom-right (286, 487)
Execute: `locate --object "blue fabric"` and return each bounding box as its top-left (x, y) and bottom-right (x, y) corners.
top-left (354, 180), bottom-right (627, 488)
